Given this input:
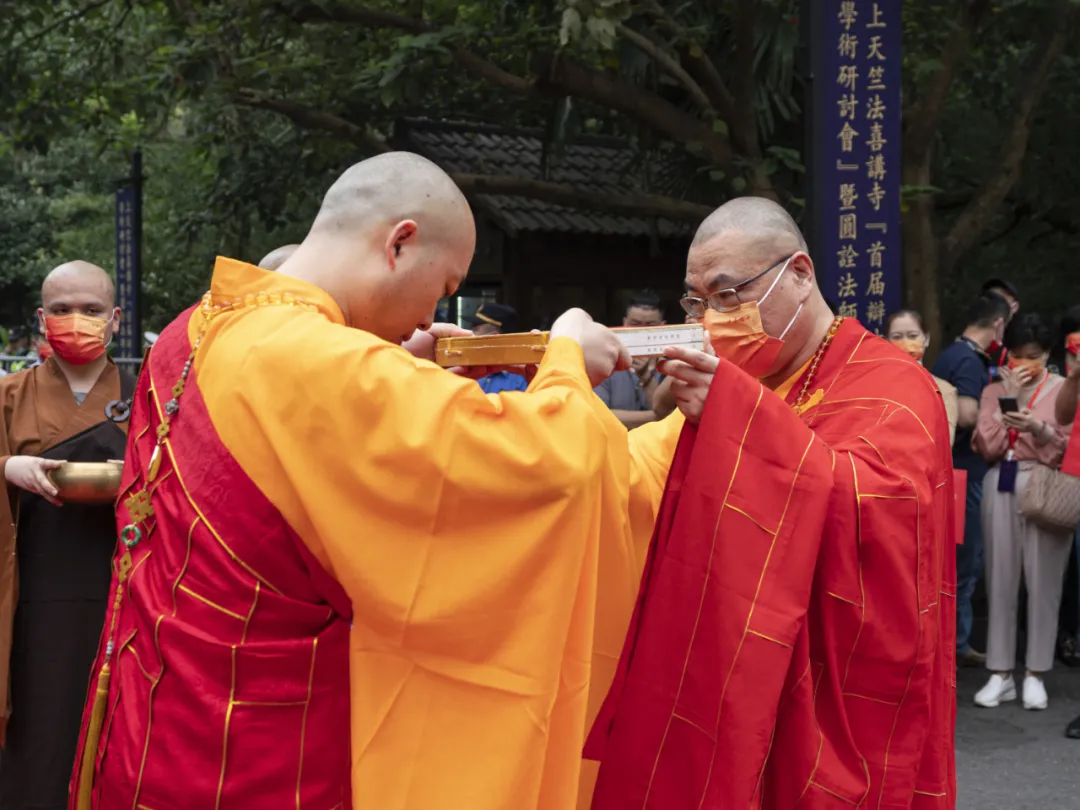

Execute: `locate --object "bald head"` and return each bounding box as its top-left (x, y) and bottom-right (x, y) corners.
top-left (258, 245), bottom-right (299, 271)
top-left (39, 260), bottom-right (120, 349)
top-left (685, 196), bottom-right (832, 387)
top-left (692, 196), bottom-right (807, 253)
top-left (42, 261), bottom-right (115, 308)
top-left (280, 151), bottom-right (477, 343)
top-left (309, 151), bottom-right (472, 242)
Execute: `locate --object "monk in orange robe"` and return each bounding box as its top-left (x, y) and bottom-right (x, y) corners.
top-left (585, 198), bottom-right (957, 809)
top-left (68, 152), bottom-right (637, 810)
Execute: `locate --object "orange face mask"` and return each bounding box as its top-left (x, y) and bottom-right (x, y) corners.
top-left (44, 313), bottom-right (112, 365)
top-left (1066, 332), bottom-right (1080, 357)
top-left (703, 256), bottom-right (801, 379)
top-left (892, 338), bottom-right (926, 362)
top-left (1007, 357), bottom-right (1046, 380)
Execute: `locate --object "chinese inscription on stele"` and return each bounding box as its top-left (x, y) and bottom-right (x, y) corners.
top-left (821, 0), bottom-right (900, 333)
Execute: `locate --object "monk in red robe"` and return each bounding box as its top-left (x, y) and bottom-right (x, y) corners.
top-left (586, 198), bottom-right (957, 809)
top-left (69, 152), bottom-right (634, 810)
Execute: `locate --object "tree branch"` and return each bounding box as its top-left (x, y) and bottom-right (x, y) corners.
top-left (281, 0), bottom-right (532, 94)
top-left (732, 0), bottom-right (759, 158)
top-left (282, 0), bottom-right (733, 173)
top-left (532, 53), bottom-right (735, 172)
top-left (234, 90), bottom-right (712, 223)
top-left (640, 0), bottom-right (737, 122)
top-left (234, 88), bottom-right (391, 154)
top-left (11, 0), bottom-right (112, 49)
top-left (168, 0), bottom-right (234, 79)
top-left (940, 1), bottom-right (1076, 271)
top-left (904, 0), bottom-right (991, 162)
top-left (615, 23), bottom-right (713, 114)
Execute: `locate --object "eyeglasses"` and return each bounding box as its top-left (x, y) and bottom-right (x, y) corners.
top-left (679, 253), bottom-right (795, 318)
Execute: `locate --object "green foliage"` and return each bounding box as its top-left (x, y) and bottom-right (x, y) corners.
top-left (0, 0), bottom-right (1075, 338)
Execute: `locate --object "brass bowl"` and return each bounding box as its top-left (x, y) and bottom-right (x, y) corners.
top-left (48, 460), bottom-right (124, 505)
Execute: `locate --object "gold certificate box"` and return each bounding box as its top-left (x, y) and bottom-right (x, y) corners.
top-left (435, 323), bottom-right (705, 367)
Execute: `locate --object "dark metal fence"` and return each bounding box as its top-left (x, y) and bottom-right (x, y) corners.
top-left (0, 356), bottom-right (143, 374)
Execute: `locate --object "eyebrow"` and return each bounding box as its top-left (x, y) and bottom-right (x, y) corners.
top-left (703, 269), bottom-right (741, 291)
top-left (46, 299), bottom-right (106, 309)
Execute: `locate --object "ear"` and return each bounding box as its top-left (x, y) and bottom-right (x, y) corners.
top-left (790, 251), bottom-right (816, 292)
top-left (36, 308), bottom-right (46, 334)
top-left (384, 220), bottom-right (418, 269)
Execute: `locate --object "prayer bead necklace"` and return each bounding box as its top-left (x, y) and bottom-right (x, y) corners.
top-left (144, 290), bottom-right (318, 481)
top-left (792, 315), bottom-right (844, 413)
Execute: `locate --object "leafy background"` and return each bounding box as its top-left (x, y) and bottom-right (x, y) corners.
top-left (0, 0), bottom-right (1077, 352)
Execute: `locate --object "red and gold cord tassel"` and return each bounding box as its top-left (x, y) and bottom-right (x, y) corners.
top-left (74, 661), bottom-right (111, 810)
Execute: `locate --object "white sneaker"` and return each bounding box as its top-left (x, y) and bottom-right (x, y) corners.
top-left (1022, 675), bottom-right (1048, 710)
top-left (974, 674), bottom-right (1017, 707)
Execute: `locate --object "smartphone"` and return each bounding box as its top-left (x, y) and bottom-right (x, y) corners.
top-left (999, 396), bottom-right (1020, 414)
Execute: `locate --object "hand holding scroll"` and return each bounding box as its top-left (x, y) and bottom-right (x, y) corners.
top-left (658, 346), bottom-right (719, 426)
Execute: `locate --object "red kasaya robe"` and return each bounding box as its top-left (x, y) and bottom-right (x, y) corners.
top-left (69, 309), bottom-right (353, 810)
top-left (586, 318), bottom-right (957, 809)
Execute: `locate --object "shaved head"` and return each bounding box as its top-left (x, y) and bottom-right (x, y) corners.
top-left (42, 260), bottom-right (115, 307)
top-left (278, 151), bottom-right (476, 343)
top-left (685, 196), bottom-right (832, 388)
top-left (38, 260), bottom-right (121, 353)
top-left (310, 152), bottom-right (472, 243)
top-left (692, 196), bottom-right (808, 252)
top-left (258, 245), bottom-right (300, 271)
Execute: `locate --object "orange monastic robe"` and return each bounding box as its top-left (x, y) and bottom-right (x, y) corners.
top-left (70, 258), bottom-right (644, 810)
top-left (586, 318), bottom-right (957, 809)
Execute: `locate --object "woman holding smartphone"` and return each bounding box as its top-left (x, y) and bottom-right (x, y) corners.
top-left (973, 312), bottom-right (1071, 711)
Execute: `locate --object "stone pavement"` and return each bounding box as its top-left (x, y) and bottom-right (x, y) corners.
top-left (957, 665), bottom-right (1080, 809)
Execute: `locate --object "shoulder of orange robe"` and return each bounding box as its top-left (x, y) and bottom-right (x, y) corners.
top-left (585, 318), bottom-right (957, 810)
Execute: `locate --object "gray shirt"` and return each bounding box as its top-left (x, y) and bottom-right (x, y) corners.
top-left (594, 369), bottom-right (654, 411)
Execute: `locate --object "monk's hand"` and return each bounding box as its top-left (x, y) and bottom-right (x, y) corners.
top-left (551, 308), bottom-right (631, 387)
top-left (4, 456), bottom-right (64, 506)
top-left (402, 322), bottom-right (472, 364)
top-left (658, 346), bottom-right (719, 426)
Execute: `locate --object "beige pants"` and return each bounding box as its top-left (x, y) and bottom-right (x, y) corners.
top-left (982, 465), bottom-right (1074, 673)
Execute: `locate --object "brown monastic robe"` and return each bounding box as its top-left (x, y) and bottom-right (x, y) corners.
top-left (0, 358), bottom-right (135, 810)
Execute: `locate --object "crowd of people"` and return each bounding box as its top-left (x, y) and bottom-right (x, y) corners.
top-left (0, 151), bottom-right (1076, 810)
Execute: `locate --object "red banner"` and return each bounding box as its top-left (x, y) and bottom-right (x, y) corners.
top-left (1062, 402), bottom-right (1080, 478)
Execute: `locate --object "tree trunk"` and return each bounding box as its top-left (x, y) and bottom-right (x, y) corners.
top-left (901, 157), bottom-right (943, 357)
top-left (939, 0), bottom-right (1076, 275)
